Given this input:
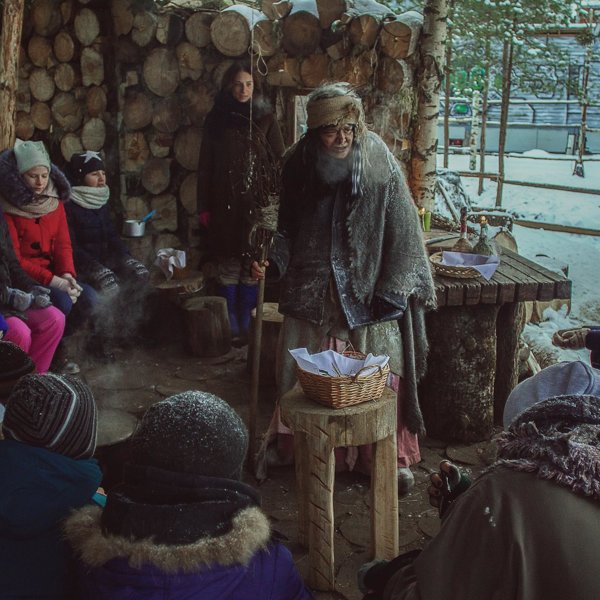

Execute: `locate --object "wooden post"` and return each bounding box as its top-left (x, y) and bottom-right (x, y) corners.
top-left (469, 90), bottom-right (481, 171)
top-left (477, 42), bottom-right (491, 196)
top-left (0, 0), bottom-right (25, 150)
top-left (442, 0), bottom-right (454, 169)
top-left (495, 37), bottom-right (513, 208)
top-left (410, 0), bottom-right (448, 212)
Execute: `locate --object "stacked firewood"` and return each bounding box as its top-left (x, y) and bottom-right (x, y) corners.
top-left (18, 0), bottom-right (424, 263)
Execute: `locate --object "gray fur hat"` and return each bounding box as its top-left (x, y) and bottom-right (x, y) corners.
top-left (503, 360), bottom-right (600, 427)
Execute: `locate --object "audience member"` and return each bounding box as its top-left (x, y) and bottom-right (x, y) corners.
top-left (0, 204), bottom-right (64, 372)
top-left (0, 373), bottom-right (102, 599)
top-left (357, 360), bottom-right (600, 600)
top-left (65, 391), bottom-right (312, 599)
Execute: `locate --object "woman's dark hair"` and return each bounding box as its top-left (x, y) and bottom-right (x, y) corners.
top-left (220, 60), bottom-right (262, 97)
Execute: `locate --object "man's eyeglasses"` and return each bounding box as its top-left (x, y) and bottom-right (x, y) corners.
top-left (320, 124), bottom-right (356, 137)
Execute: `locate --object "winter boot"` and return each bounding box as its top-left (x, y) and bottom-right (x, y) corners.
top-left (218, 284), bottom-right (240, 339)
top-left (238, 283), bottom-right (258, 345)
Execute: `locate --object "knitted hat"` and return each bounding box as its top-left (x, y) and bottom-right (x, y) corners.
top-left (0, 341), bottom-right (35, 381)
top-left (68, 151), bottom-right (104, 186)
top-left (2, 373), bottom-right (98, 459)
top-left (131, 391), bottom-right (248, 480)
top-left (13, 138), bottom-right (51, 174)
top-left (503, 360), bottom-right (600, 427)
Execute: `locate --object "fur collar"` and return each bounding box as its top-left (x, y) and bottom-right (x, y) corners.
top-left (64, 504), bottom-right (272, 573)
top-left (0, 149), bottom-right (71, 208)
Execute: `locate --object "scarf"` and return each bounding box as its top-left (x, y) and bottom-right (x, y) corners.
top-left (493, 394), bottom-right (600, 503)
top-left (0, 178), bottom-right (59, 218)
top-left (70, 185), bottom-right (110, 209)
top-left (101, 464), bottom-right (261, 545)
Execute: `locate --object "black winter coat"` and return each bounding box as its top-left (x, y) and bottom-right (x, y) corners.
top-left (65, 200), bottom-right (131, 280)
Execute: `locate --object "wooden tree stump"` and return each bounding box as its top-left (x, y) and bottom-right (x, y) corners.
top-left (86, 85), bottom-right (107, 117)
top-left (30, 101), bottom-right (52, 130)
top-left (179, 172), bottom-right (197, 215)
top-left (316, 0), bottom-right (346, 28)
top-left (60, 1), bottom-right (74, 24)
top-left (281, 0), bottom-right (321, 57)
top-left (331, 51), bottom-right (374, 87)
top-left (141, 157), bottom-right (171, 194)
top-left (156, 13), bottom-right (184, 45)
top-left (300, 53), bottom-right (330, 88)
top-left (211, 59), bottom-right (234, 89)
top-left (419, 304), bottom-right (499, 442)
top-left (380, 11), bottom-right (423, 59)
top-left (210, 5), bottom-right (265, 58)
top-left (247, 302), bottom-right (283, 384)
top-left (81, 46), bottom-right (104, 86)
top-left (132, 10), bottom-right (157, 47)
top-left (147, 130), bottom-right (173, 158)
top-left (266, 54), bottom-right (302, 87)
top-left (182, 80), bottom-right (213, 125)
top-left (181, 296), bottom-right (232, 357)
top-left (54, 31), bottom-right (75, 62)
top-left (74, 7), bottom-right (100, 46)
top-left (124, 131), bottom-right (150, 172)
top-left (152, 96), bottom-right (182, 133)
top-left (150, 193), bottom-right (177, 232)
top-left (81, 117), bottom-right (105, 151)
top-left (28, 35), bottom-right (53, 68)
top-left (54, 63), bottom-right (77, 91)
top-left (60, 132), bottom-right (83, 161)
top-left (123, 91), bottom-right (153, 130)
top-left (143, 48), bottom-right (179, 97)
top-left (174, 127), bottom-right (201, 171)
top-left (29, 68), bottom-right (55, 102)
top-left (15, 111), bottom-right (34, 140)
top-left (253, 18), bottom-right (277, 57)
top-left (111, 0), bottom-right (134, 36)
top-left (51, 91), bottom-right (83, 132)
top-left (262, 0), bottom-right (292, 20)
top-left (32, 0), bottom-right (62, 36)
top-left (376, 56), bottom-right (411, 93)
top-left (176, 41), bottom-right (204, 80)
top-left (185, 12), bottom-right (213, 48)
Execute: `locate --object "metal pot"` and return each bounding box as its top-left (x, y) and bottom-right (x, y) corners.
top-left (123, 219), bottom-right (145, 237)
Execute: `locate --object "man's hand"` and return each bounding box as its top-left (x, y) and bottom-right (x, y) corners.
top-left (251, 260), bottom-right (269, 280)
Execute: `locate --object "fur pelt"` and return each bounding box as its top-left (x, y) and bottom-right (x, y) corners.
top-left (63, 504), bottom-right (272, 574)
top-left (493, 394), bottom-right (600, 502)
top-left (0, 149), bottom-right (71, 207)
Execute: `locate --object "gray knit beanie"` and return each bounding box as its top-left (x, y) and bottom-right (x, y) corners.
top-left (503, 360), bottom-right (600, 427)
top-left (13, 138), bottom-right (51, 174)
top-left (2, 373), bottom-right (98, 459)
top-left (131, 391), bottom-right (248, 480)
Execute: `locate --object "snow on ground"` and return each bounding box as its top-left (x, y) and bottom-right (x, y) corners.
top-left (439, 151), bottom-right (600, 365)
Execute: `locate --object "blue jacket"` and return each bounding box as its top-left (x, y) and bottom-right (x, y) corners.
top-left (65, 201), bottom-right (130, 281)
top-left (0, 439), bottom-right (102, 598)
top-left (64, 504), bottom-right (313, 600)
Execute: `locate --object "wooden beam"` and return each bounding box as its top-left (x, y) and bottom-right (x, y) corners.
top-left (514, 219), bottom-right (600, 237)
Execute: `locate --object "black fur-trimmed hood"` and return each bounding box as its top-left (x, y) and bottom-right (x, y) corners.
top-left (0, 149), bottom-right (71, 207)
top-left (63, 504), bottom-right (272, 573)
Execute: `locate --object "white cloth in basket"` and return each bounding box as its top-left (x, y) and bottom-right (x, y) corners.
top-left (289, 348), bottom-right (390, 378)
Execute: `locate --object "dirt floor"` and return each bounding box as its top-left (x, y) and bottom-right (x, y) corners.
top-left (76, 335), bottom-right (496, 600)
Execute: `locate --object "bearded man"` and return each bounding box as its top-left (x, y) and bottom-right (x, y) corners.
top-left (254, 83), bottom-right (436, 492)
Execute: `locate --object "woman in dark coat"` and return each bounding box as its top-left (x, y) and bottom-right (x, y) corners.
top-left (197, 60), bottom-right (284, 344)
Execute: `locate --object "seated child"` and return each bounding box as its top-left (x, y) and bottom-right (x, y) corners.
top-left (0, 373), bottom-right (102, 599)
top-left (65, 391), bottom-right (313, 600)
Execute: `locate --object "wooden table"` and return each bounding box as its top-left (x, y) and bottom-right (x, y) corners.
top-left (281, 387), bottom-right (399, 591)
top-left (420, 232), bottom-right (571, 441)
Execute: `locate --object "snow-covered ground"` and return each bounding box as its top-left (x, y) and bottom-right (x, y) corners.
top-left (439, 151), bottom-right (600, 366)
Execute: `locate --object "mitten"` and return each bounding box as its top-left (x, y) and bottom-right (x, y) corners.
top-left (124, 257), bottom-right (150, 281)
top-left (0, 313), bottom-right (8, 339)
top-left (5, 287), bottom-right (33, 312)
top-left (31, 285), bottom-right (52, 308)
top-left (92, 267), bottom-right (119, 295)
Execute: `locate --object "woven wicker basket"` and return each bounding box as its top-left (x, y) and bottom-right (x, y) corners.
top-left (429, 252), bottom-right (481, 279)
top-left (295, 350), bottom-right (390, 409)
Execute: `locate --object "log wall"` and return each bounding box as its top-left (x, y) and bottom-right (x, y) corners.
top-left (18, 0), bottom-right (424, 266)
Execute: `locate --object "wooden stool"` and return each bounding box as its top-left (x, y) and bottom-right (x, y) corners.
top-left (181, 295), bottom-right (231, 357)
top-left (281, 387), bottom-right (399, 591)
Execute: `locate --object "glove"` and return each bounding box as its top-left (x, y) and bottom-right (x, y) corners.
top-left (0, 313), bottom-right (8, 339)
top-left (5, 287), bottom-right (33, 311)
top-left (198, 211), bottom-right (211, 229)
top-left (124, 257), bottom-right (149, 281)
top-left (31, 285), bottom-right (52, 308)
top-left (92, 267), bottom-right (119, 296)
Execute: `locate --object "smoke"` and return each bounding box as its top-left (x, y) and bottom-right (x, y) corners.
top-left (314, 145), bottom-right (353, 186)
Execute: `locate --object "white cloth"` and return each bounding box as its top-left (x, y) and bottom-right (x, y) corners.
top-left (154, 248), bottom-right (186, 281)
top-left (441, 251), bottom-right (500, 280)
